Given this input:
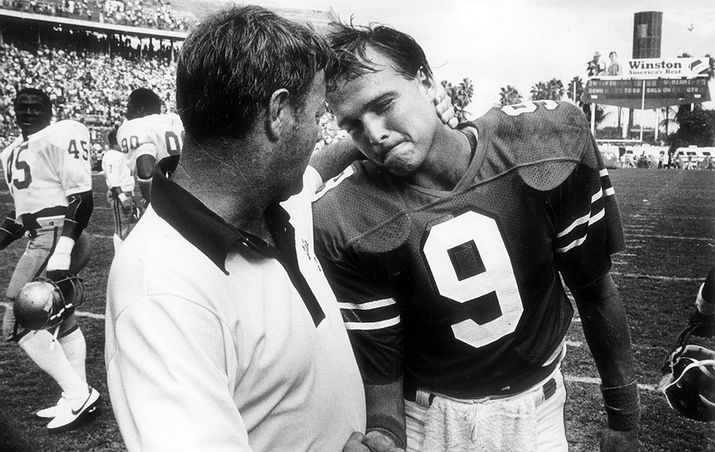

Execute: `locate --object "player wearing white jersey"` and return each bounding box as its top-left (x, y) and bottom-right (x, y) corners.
top-left (116, 88), bottom-right (183, 202)
top-left (102, 129), bottom-right (137, 251)
top-left (0, 88), bottom-right (100, 432)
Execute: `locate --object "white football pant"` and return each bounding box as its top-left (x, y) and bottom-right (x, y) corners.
top-left (406, 367), bottom-right (567, 452)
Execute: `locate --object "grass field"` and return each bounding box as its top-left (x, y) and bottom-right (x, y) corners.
top-left (1, 167), bottom-right (714, 451)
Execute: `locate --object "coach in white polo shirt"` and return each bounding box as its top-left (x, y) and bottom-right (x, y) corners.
top-left (104, 6), bottom-right (366, 451)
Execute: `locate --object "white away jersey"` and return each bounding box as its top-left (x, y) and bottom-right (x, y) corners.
top-left (102, 149), bottom-right (135, 193)
top-left (2, 120), bottom-right (91, 220)
top-left (117, 113), bottom-right (183, 173)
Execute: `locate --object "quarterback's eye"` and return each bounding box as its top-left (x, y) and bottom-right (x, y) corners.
top-left (375, 99), bottom-right (394, 114)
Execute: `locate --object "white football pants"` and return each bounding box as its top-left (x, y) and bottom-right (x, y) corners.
top-left (406, 367), bottom-right (568, 452)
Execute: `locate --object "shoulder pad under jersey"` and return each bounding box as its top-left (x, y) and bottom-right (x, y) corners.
top-left (476, 100), bottom-right (590, 191)
top-left (46, 120), bottom-right (90, 147)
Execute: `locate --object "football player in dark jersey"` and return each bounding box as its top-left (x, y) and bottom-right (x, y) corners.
top-left (314, 23), bottom-right (639, 451)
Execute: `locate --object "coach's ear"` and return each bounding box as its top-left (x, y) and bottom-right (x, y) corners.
top-left (266, 88), bottom-right (291, 141)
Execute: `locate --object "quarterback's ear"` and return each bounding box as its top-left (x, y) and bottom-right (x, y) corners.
top-left (266, 88), bottom-right (292, 141)
top-left (417, 66), bottom-right (436, 98)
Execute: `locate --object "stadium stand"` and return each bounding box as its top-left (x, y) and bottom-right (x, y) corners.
top-left (1, 0), bottom-right (193, 31)
top-left (0, 41), bottom-right (176, 148)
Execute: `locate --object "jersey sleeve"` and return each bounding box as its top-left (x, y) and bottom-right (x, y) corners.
top-left (54, 121), bottom-right (92, 197)
top-left (314, 202), bottom-right (405, 385)
top-left (549, 135), bottom-right (625, 289)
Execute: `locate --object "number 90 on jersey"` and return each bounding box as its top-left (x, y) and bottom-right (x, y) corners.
top-left (422, 211), bottom-right (524, 349)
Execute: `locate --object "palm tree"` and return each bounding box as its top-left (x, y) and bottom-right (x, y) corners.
top-left (530, 81), bottom-right (548, 100)
top-left (499, 85), bottom-right (522, 106)
top-left (568, 76), bottom-right (584, 105)
top-left (530, 78), bottom-right (564, 101)
top-left (546, 78), bottom-right (565, 100)
top-left (441, 78), bottom-right (474, 121)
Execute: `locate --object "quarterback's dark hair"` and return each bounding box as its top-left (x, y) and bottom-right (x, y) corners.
top-left (14, 87), bottom-right (52, 116)
top-left (126, 88), bottom-right (162, 119)
top-left (325, 21), bottom-right (433, 91)
top-left (176, 5), bottom-right (335, 141)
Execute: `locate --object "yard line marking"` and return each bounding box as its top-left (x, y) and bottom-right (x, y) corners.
top-left (565, 375), bottom-right (659, 392)
top-left (611, 272), bottom-right (703, 282)
top-left (0, 302), bottom-right (105, 320)
top-left (625, 233), bottom-right (713, 242)
top-left (1, 202), bottom-right (115, 213)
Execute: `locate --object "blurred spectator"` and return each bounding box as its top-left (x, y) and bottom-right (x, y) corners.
top-left (587, 51), bottom-right (606, 77)
top-left (607, 51), bottom-right (622, 76)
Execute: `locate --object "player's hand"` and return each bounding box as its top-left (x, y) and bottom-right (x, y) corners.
top-left (343, 432), bottom-right (370, 452)
top-left (118, 192), bottom-right (132, 209)
top-left (688, 310), bottom-right (715, 338)
top-left (600, 427), bottom-right (638, 452)
top-left (434, 83), bottom-right (458, 129)
top-left (343, 431), bottom-right (405, 452)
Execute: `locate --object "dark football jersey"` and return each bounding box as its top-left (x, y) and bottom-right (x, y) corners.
top-left (313, 100), bottom-right (625, 398)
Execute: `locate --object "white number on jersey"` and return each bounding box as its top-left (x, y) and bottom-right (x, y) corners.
top-left (164, 131), bottom-right (181, 155)
top-left (5, 142), bottom-right (32, 190)
top-left (422, 211), bottom-right (524, 348)
top-left (501, 100), bottom-right (559, 116)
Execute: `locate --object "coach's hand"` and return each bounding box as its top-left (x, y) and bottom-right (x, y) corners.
top-left (600, 427), bottom-right (639, 451)
top-left (343, 431), bottom-right (405, 452)
top-left (433, 83), bottom-right (458, 129)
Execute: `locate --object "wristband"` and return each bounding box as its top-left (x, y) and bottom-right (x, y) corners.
top-left (601, 381), bottom-right (640, 431)
top-left (366, 414), bottom-right (406, 450)
top-left (46, 236), bottom-right (75, 272)
top-left (118, 193), bottom-right (129, 203)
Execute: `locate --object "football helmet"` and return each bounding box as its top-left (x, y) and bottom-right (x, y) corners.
top-left (13, 276), bottom-right (86, 330)
top-left (660, 324), bottom-right (715, 422)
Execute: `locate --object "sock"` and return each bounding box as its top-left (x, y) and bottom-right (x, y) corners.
top-left (58, 329), bottom-right (87, 383)
top-left (19, 330), bottom-right (88, 399)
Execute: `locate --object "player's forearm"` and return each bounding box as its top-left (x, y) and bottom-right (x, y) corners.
top-left (62, 190), bottom-right (94, 241)
top-left (309, 137), bottom-right (363, 182)
top-left (573, 272), bottom-right (640, 432)
top-left (572, 273), bottom-right (635, 386)
top-left (365, 378), bottom-right (406, 450)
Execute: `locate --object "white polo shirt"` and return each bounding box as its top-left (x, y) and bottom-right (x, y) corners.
top-left (105, 156), bottom-right (365, 452)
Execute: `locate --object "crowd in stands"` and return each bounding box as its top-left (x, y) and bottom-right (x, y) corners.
top-left (0, 40), bottom-right (347, 156)
top-left (0, 42), bottom-right (176, 148)
top-left (1, 0), bottom-right (193, 31)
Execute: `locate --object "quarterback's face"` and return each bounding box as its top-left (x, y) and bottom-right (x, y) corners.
top-left (327, 47), bottom-right (439, 177)
top-left (14, 94), bottom-right (51, 137)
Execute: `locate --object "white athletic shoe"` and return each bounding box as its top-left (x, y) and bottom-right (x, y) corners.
top-left (46, 386), bottom-right (101, 433)
top-left (35, 399), bottom-right (62, 419)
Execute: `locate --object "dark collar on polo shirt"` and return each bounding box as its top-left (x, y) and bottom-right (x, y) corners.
top-left (151, 156), bottom-right (325, 326)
